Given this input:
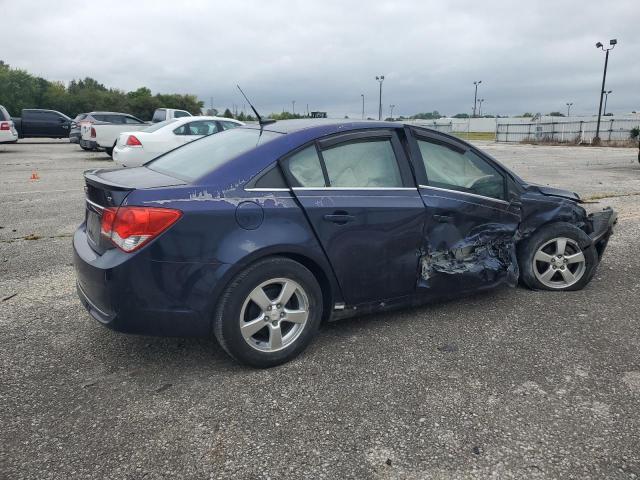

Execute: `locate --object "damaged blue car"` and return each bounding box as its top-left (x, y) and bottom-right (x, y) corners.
top-left (73, 120), bottom-right (616, 367)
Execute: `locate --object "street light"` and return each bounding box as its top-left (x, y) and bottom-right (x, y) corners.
top-left (478, 98), bottom-right (485, 116)
top-left (376, 76), bottom-right (385, 120)
top-left (361, 94), bottom-right (365, 120)
top-left (389, 104), bottom-right (395, 119)
top-left (292, 100), bottom-right (295, 115)
top-left (594, 39), bottom-right (617, 144)
top-left (472, 80), bottom-right (482, 117)
top-left (566, 102), bottom-right (573, 117)
top-left (603, 90), bottom-right (612, 116)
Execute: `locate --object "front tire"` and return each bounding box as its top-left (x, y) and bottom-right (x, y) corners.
top-left (213, 257), bottom-right (323, 368)
top-left (518, 222), bottom-right (598, 291)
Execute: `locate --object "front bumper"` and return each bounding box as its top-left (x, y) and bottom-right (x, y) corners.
top-left (73, 226), bottom-right (231, 337)
top-left (588, 207), bottom-right (617, 259)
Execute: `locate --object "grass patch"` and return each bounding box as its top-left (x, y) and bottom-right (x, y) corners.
top-left (453, 132), bottom-right (496, 141)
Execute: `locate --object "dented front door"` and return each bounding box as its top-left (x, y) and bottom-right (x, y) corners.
top-left (406, 128), bottom-right (521, 294)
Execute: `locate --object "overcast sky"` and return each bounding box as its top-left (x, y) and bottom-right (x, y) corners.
top-left (1, 0), bottom-right (638, 118)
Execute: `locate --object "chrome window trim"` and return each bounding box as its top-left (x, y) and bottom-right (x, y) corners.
top-left (418, 184), bottom-right (510, 205)
top-left (292, 187), bottom-right (417, 191)
top-left (244, 187), bottom-right (292, 192)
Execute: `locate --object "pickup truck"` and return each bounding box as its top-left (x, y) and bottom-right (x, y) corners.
top-left (12, 109), bottom-right (72, 139)
top-left (151, 108), bottom-right (192, 123)
top-left (79, 112), bottom-right (149, 156)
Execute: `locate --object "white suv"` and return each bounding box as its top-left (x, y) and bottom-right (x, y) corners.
top-left (0, 105), bottom-right (18, 144)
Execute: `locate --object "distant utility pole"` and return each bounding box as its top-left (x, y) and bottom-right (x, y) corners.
top-left (603, 90), bottom-right (612, 115)
top-left (472, 80), bottom-right (482, 117)
top-left (292, 100), bottom-right (296, 115)
top-left (478, 99), bottom-right (484, 116)
top-left (361, 94), bottom-right (365, 120)
top-left (210, 97), bottom-right (213, 111)
top-left (566, 102), bottom-right (573, 117)
top-left (306, 103), bottom-right (309, 116)
top-left (389, 104), bottom-right (395, 119)
top-left (594, 39), bottom-right (617, 144)
top-left (376, 75), bottom-right (385, 120)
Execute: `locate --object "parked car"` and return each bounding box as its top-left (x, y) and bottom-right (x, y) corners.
top-left (151, 108), bottom-right (192, 123)
top-left (69, 113), bottom-right (88, 145)
top-left (74, 120), bottom-right (616, 368)
top-left (0, 105), bottom-right (19, 144)
top-left (12, 109), bottom-right (71, 139)
top-left (112, 116), bottom-right (243, 167)
top-left (79, 112), bottom-right (148, 156)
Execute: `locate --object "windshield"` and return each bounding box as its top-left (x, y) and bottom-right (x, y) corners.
top-left (144, 119), bottom-right (177, 133)
top-left (148, 128), bottom-right (282, 181)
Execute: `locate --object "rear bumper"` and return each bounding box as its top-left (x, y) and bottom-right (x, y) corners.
top-left (588, 208), bottom-right (617, 259)
top-left (80, 139), bottom-right (98, 149)
top-left (73, 226), bottom-right (230, 337)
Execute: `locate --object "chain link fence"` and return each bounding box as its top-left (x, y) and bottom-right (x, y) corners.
top-left (496, 118), bottom-right (640, 144)
top-left (404, 120), bottom-right (453, 133)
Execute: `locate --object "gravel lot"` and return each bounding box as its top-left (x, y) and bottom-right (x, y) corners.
top-left (1, 139), bottom-right (639, 479)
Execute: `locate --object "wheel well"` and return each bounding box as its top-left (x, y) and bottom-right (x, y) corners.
top-left (276, 252), bottom-right (334, 323)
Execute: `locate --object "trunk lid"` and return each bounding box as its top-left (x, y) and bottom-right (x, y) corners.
top-left (83, 167), bottom-right (186, 254)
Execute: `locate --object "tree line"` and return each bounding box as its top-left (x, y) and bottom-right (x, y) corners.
top-left (0, 61), bottom-right (203, 120)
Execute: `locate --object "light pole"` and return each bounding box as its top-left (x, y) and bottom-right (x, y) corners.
top-left (594, 39), bottom-right (617, 144)
top-left (478, 99), bottom-right (485, 116)
top-left (292, 100), bottom-right (295, 115)
top-left (376, 75), bottom-right (385, 120)
top-left (361, 94), bottom-right (365, 120)
top-left (566, 102), bottom-right (573, 117)
top-left (472, 80), bottom-right (482, 117)
top-left (603, 90), bottom-right (612, 115)
top-left (389, 104), bottom-right (395, 119)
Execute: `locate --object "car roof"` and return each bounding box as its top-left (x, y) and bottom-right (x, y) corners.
top-left (254, 118), bottom-right (401, 134)
top-left (169, 116), bottom-right (244, 125)
top-left (87, 111), bottom-right (133, 116)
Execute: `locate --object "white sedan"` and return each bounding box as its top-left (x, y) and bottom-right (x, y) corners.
top-left (112, 116), bottom-right (244, 167)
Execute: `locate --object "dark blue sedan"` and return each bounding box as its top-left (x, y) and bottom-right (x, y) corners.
top-left (74, 120), bottom-right (616, 367)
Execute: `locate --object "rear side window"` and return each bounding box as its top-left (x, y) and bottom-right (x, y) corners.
top-left (124, 116), bottom-right (144, 124)
top-left (187, 120), bottom-right (219, 135)
top-left (321, 139), bottom-right (402, 188)
top-left (173, 110), bottom-right (191, 118)
top-left (148, 128), bottom-right (282, 181)
top-left (152, 110), bottom-right (166, 122)
top-left (285, 146), bottom-right (326, 187)
top-left (417, 139), bottom-right (506, 200)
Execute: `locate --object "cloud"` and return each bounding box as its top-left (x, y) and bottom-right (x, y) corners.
top-left (2, 0), bottom-right (638, 117)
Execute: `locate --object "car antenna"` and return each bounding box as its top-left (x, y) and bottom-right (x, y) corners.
top-left (236, 85), bottom-right (276, 126)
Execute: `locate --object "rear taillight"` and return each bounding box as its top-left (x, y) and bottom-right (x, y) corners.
top-left (0, 122), bottom-right (10, 131)
top-left (90, 127), bottom-right (96, 138)
top-left (100, 206), bottom-right (182, 252)
top-left (126, 135), bottom-right (142, 147)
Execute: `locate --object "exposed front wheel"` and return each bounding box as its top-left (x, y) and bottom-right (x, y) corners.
top-left (213, 257), bottom-right (323, 367)
top-left (518, 223), bottom-right (598, 291)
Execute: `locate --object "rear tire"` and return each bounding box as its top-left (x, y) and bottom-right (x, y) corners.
top-left (213, 257), bottom-right (323, 368)
top-left (105, 145), bottom-right (114, 157)
top-left (518, 222), bottom-right (598, 291)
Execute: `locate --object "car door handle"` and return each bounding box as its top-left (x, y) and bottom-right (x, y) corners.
top-left (323, 212), bottom-right (355, 225)
top-left (433, 214), bottom-right (453, 223)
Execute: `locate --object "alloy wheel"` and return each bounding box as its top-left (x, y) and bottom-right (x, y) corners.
top-left (239, 278), bottom-right (310, 352)
top-left (532, 236), bottom-right (586, 289)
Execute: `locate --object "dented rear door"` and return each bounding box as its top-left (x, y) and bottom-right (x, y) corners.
top-left (405, 128), bottom-right (521, 294)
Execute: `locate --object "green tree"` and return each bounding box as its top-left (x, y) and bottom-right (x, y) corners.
top-left (453, 113), bottom-right (470, 119)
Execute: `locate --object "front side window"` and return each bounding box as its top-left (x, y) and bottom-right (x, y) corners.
top-left (321, 139), bottom-right (402, 188)
top-left (152, 110), bottom-right (166, 122)
top-left (187, 120), bottom-right (219, 136)
top-left (285, 146), bottom-right (325, 187)
top-left (221, 121), bottom-right (241, 130)
top-left (417, 139), bottom-right (505, 200)
top-left (148, 128), bottom-right (282, 181)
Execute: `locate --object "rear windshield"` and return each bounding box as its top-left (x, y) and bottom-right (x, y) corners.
top-left (144, 119), bottom-right (178, 132)
top-left (148, 128), bottom-right (282, 181)
top-left (0, 106), bottom-right (9, 121)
